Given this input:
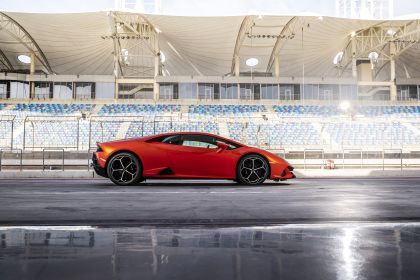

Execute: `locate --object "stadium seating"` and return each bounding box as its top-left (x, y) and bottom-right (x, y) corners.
top-left (272, 105), bottom-right (340, 116)
top-left (1, 102), bottom-right (420, 150)
top-left (355, 106), bottom-right (420, 117)
top-left (126, 121), bottom-right (219, 138)
top-left (99, 104), bottom-right (180, 115)
top-left (324, 122), bottom-right (419, 146)
top-left (189, 105), bottom-right (267, 116)
top-left (23, 120), bottom-right (80, 148)
top-left (228, 122), bottom-right (322, 147)
top-left (11, 103), bottom-right (95, 114)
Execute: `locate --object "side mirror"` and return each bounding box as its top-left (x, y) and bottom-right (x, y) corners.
top-left (216, 141), bottom-right (229, 151)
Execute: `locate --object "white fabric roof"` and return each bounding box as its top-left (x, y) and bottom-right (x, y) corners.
top-left (1, 11), bottom-right (419, 79)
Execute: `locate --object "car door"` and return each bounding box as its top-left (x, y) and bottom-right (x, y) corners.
top-left (162, 134), bottom-right (238, 178)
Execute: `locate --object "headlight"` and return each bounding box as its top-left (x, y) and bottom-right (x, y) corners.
top-left (96, 143), bottom-right (103, 152)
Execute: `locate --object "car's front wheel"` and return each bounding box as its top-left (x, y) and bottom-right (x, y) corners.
top-left (107, 152), bottom-right (142, 186)
top-left (236, 154), bottom-right (269, 185)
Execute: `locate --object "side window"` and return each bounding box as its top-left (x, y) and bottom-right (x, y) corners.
top-left (161, 135), bottom-right (181, 145)
top-left (181, 135), bottom-right (218, 149)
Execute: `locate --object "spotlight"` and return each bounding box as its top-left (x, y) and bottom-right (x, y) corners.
top-left (340, 101), bottom-right (351, 111)
top-left (17, 54), bottom-right (31, 64)
top-left (246, 58), bottom-right (259, 67)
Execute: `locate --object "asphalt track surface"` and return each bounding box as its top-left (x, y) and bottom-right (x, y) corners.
top-left (1, 177), bottom-right (420, 225)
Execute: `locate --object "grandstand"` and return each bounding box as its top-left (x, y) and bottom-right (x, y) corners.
top-left (1, 102), bottom-right (419, 153)
top-left (0, 11), bottom-right (419, 168)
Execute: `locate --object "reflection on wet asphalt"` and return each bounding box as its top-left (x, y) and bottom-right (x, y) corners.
top-left (1, 223), bottom-right (420, 280)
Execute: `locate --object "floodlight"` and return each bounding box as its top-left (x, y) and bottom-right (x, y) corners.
top-left (17, 54), bottom-right (31, 64)
top-left (246, 58), bottom-right (259, 67)
top-left (368, 51), bottom-right (379, 63)
top-left (340, 101), bottom-right (351, 111)
top-left (387, 29), bottom-right (396, 36)
top-left (333, 51), bottom-right (344, 65)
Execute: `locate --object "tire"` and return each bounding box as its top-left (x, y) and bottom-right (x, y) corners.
top-left (106, 152), bottom-right (142, 186)
top-left (236, 154), bottom-right (269, 185)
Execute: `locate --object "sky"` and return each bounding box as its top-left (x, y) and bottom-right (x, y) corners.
top-left (0, 0), bottom-right (419, 18)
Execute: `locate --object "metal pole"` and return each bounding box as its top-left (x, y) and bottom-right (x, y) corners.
top-left (42, 149), bottom-right (45, 171)
top-left (100, 122), bottom-right (104, 143)
top-left (31, 121), bottom-right (35, 150)
top-left (87, 149), bottom-right (90, 171)
top-left (77, 118), bottom-right (80, 151)
top-left (382, 149), bottom-right (385, 171)
top-left (400, 149), bottom-right (402, 171)
top-left (19, 149), bottom-right (22, 171)
top-left (88, 118), bottom-right (92, 150)
top-left (10, 119), bottom-right (14, 149)
top-left (62, 149), bottom-right (64, 171)
top-left (23, 117), bottom-right (27, 150)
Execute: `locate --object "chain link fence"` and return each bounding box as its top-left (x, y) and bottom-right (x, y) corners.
top-left (0, 115), bottom-right (419, 170)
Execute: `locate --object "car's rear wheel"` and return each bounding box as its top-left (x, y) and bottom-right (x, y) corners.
top-left (107, 152), bottom-right (142, 186)
top-left (236, 154), bottom-right (269, 185)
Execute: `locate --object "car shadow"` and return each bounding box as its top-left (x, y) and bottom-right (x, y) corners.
top-left (96, 181), bottom-right (291, 188)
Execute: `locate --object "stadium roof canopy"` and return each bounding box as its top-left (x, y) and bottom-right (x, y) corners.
top-left (0, 11), bottom-right (420, 80)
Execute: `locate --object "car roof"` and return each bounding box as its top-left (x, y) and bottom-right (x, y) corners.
top-left (147, 131), bottom-right (245, 147)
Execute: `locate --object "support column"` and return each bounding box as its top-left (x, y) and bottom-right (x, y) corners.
top-left (234, 55), bottom-right (240, 77)
top-left (390, 42), bottom-right (397, 101)
top-left (113, 58), bottom-right (119, 100)
top-left (114, 80), bottom-right (119, 99)
top-left (274, 56), bottom-right (280, 79)
top-left (235, 55), bottom-right (240, 99)
top-left (154, 55), bottom-right (160, 101)
top-left (351, 38), bottom-right (357, 79)
top-left (29, 52), bottom-right (35, 99)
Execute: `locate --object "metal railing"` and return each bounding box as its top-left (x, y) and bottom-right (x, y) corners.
top-left (0, 115), bottom-right (15, 150)
top-left (42, 148), bottom-right (65, 171)
top-left (0, 115), bottom-right (419, 162)
top-left (0, 149), bottom-right (417, 171)
top-left (0, 148), bottom-right (22, 171)
top-left (303, 149), bottom-right (325, 169)
top-left (23, 116), bottom-right (80, 150)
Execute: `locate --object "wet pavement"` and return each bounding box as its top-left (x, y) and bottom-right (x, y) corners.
top-left (1, 223), bottom-right (420, 280)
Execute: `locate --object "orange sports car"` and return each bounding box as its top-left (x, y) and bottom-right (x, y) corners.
top-left (92, 132), bottom-right (295, 186)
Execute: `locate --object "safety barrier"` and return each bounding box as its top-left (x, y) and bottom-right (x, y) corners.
top-left (42, 148), bottom-right (65, 171)
top-left (0, 149), bottom-right (416, 171)
top-left (0, 148), bottom-right (22, 171)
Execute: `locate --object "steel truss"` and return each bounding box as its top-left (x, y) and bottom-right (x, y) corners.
top-left (0, 12), bottom-right (53, 74)
top-left (108, 12), bottom-right (160, 78)
top-left (0, 48), bottom-right (13, 71)
top-left (266, 17), bottom-right (300, 73)
top-left (337, 20), bottom-right (420, 77)
top-left (230, 16), bottom-right (256, 75)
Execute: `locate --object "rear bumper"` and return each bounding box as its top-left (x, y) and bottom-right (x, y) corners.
top-left (92, 153), bottom-right (108, 178)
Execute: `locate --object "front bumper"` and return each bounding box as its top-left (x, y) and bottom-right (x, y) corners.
top-left (272, 165), bottom-right (295, 181)
top-left (92, 153), bottom-right (108, 178)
